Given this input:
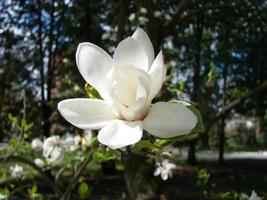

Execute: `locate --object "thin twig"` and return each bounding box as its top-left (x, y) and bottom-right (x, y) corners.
top-left (60, 151), bottom-right (93, 200)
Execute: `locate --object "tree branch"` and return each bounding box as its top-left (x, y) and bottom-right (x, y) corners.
top-left (207, 80), bottom-right (267, 132)
top-left (163, 3), bottom-right (238, 38)
top-left (163, 0), bottom-right (193, 37)
top-left (116, 0), bottom-right (128, 42)
top-left (60, 151), bottom-right (92, 200)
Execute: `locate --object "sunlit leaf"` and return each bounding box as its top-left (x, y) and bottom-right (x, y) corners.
top-left (78, 182), bottom-right (91, 199)
top-left (131, 140), bottom-right (155, 152)
top-left (84, 83), bottom-right (101, 99)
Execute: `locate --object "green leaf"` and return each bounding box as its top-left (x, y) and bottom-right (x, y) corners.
top-left (131, 140), bottom-right (155, 152)
top-left (23, 133), bottom-right (29, 139)
top-left (8, 113), bottom-right (14, 121)
top-left (0, 172), bottom-right (8, 182)
top-left (93, 151), bottom-right (116, 161)
top-left (178, 80), bottom-right (185, 91)
top-left (21, 119), bottom-right (27, 129)
top-left (108, 149), bottom-right (121, 160)
top-left (0, 187), bottom-right (10, 196)
top-left (154, 139), bottom-right (172, 148)
top-left (207, 64), bottom-right (218, 81)
top-left (25, 122), bottom-right (34, 131)
top-left (78, 182), bottom-right (91, 199)
top-left (197, 169), bottom-right (210, 186)
top-left (31, 185), bottom-right (37, 194)
top-left (84, 83), bottom-right (101, 99)
top-left (10, 138), bottom-right (18, 147)
top-left (91, 137), bottom-right (100, 149)
top-left (169, 100), bottom-right (205, 133)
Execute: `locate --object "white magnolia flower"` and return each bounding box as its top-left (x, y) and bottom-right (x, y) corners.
top-left (248, 191), bottom-right (262, 200)
top-left (31, 138), bottom-right (43, 150)
top-left (154, 159), bottom-right (176, 181)
top-left (10, 165), bottom-right (23, 178)
top-left (43, 136), bottom-right (64, 163)
top-left (58, 28), bottom-right (197, 149)
top-left (154, 11), bottom-right (161, 18)
top-left (34, 158), bottom-right (45, 168)
top-left (140, 7), bottom-right (147, 14)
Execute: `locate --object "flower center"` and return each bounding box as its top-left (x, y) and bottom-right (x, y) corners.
top-left (109, 65), bottom-right (151, 121)
top-left (118, 103), bottom-right (150, 122)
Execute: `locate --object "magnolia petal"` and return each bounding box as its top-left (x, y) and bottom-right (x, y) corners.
top-left (127, 76), bottom-right (150, 120)
top-left (58, 99), bottom-right (116, 130)
top-left (132, 28), bottom-right (154, 67)
top-left (135, 75), bottom-right (150, 102)
top-left (76, 43), bottom-right (113, 101)
top-left (113, 37), bottom-right (149, 71)
top-left (97, 120), bottom-right (143, 149)
top-left (110, 66), bottom-right (151, 121)
top-left (161, 170), bottom-right (168, 181)
top-left (50, 147), bottom-right (62, 161)
top-left (154, 167), bottom-right (161, 176)
top-left (110, 65), bottom-right (150, 107)
top-left (148, 51), bottom-right (166, 101)
top-left (143, 102), bottom-right (197, 138)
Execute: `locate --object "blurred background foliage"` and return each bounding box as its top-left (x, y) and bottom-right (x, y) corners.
top-left (0, 0), bottom-right (267, 199)
top-left (1, 0), bottom-right (266, 159)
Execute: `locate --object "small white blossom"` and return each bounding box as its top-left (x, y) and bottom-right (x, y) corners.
top-left (138, 16), bottom-right (149, 25)
top-left (165, 14), bottom-right (172, 21)
top-left (31, 138), bottom-right (43, 150)
top-left (249, 191), bottom-right (262, 200)
top-left (129, 13), bottom-right (135, 21)
top-left (154, 11), bottom-right (161, 18)
top-left (74, 135), bottom-right (81, 145)
top-left (245, 120), bottom-right (254, 129)
top-left (43, 136), bottom-right (64, 163)
top-left (34, 158), bottom-right (45, 168)
top-left (0, 194), bottom-right (8, 200)
top-left (10, 165), bottom-right (23, 178)
top-left (154, 160), bottom-right (176, 181)
top-left (64, 134), bottom-right (79, 151)
top-left (73, 84), bottom-right (80, 91)
top-left (101, 32), bottom-right (110, 40)
top-left (81, 131), bottom-right (93, 147)
top-left (140, 7), bottom-right (147, 14)
top-left (63, 58), bottom-right (69, 64)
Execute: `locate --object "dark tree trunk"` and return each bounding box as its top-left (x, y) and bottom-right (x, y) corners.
top-left (44, 0), bottom-right (55, 136)
top-left (218, 23), bottom-right (230, 163)
top-left (142, 0), bottom-right (162, 54)
top-left (37, 0), bottom-right (49, 136)
top-left (187, 0), bottom-right (204, 165)
top-left (218, 117), bottom-right (226, 163)
top-left (123, 151), bottom-right (155, 200)
top-left (76, 0), bottom-right (93, 42)
top-left (116, 0), bottom-right (128, 42)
